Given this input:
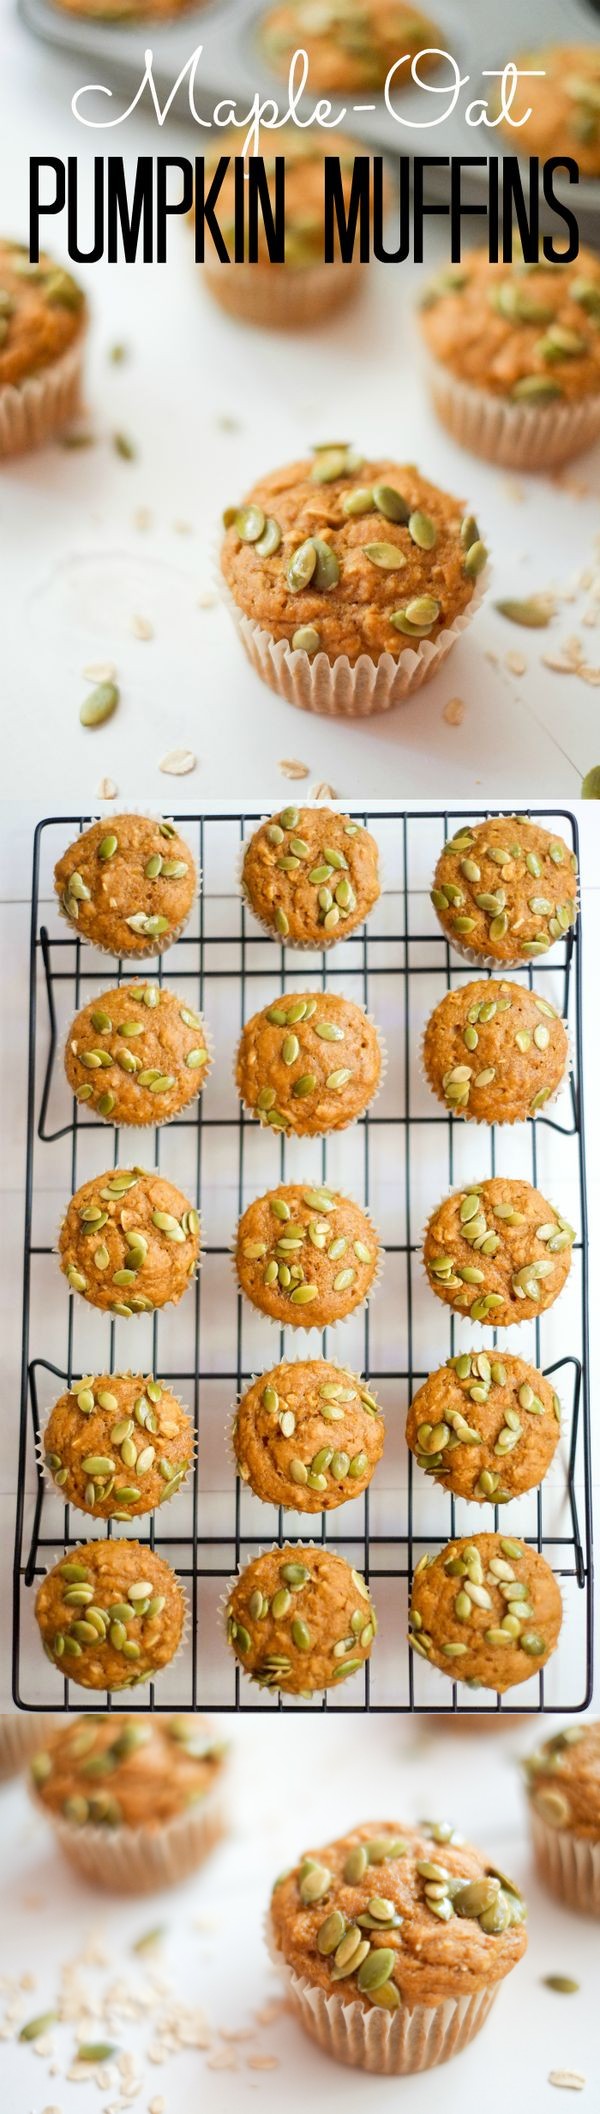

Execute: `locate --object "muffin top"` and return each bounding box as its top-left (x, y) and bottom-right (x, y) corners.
top-left (236, 1182), bottom-right (380, 1327)
top-left (59, 1167), bottom-right (200, 1317)
top-left (242, 806), bottom-right (380, 946)
top-left (261, 1), bottom-right (441, 93)
top-left (419, 245), bottom-right (600, 405)
top-left (431, 816), bottom-right (578, 964)
top-left (406, 1352), bottom-right (561, 1504)
top-left (423, 1177), bottom-right (575, 1327)
top-left (30, 1713), bottom-right (226, 1831)
top-left (221, 450), bottom-right (486, 668)
top-left (500, 47), bottom-right (600, 182)
top-left (236, 991), bottom-right (382, 1136)
top-left (410, 1533), bottom-right (563, 1692)
top-left (423, 979), bottom-right (568, 1124)
top-left (0, 241), bottom-right (85, 391)
top-left (226, 1544), bottom-right (376, 1693)
top-left (54, 815), bottom-right (197, 957)
top-left (35, 1541), bottom-right (185, 1693)
top-left (270, 1818), bottom-right (527, 2010)
top-left (201, 127), bottom-right (361, 269)
top-left (523, 1721), bottom-right (600, 1840)
top-left (43, 1372), bottom-right (193, 1520)
top-left (65, 981), bottom-right (210, 1128)
top-left (233, 1359), bottom-right (384, 1510)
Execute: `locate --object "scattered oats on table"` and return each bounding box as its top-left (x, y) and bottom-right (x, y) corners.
top-left (159, 748), bottom-right (197, 776)
top-left (278, 759), bottom-right (310, 780)
top-left (310, 780), bottom-right (338, 798)
top-left (505, 653), bottom-right (527, 676)
top-left (442, 695), bottom-right (465, 725)
top-left (83, 661), bottom-right (117, 684)
top-left (131, 614), bottom-right (154, 640)
top-left (548, 2072), bottom-right (586, 2092)
top-left (96, 776), bottom-right (118, 800)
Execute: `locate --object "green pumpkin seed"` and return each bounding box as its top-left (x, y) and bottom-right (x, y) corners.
top-left (373, 483), bottom-right (410, 523)
top-left (80, 681), bottom-right (119, 728)
top-left (287, 539), bottom-right (317, 591)
top-left (364, 540), bottom-right (406, 570)
top-left (495, 596), bottom-right (553, 628)
top-left (256, 515), bottom-right (281, 558)
top-left (235, 504), bottom-right (265, 543)
top-left (408, 509), bottom-right (437, 549)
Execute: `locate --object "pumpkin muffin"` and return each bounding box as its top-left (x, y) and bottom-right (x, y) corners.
top-left (500, 47), bottom-right (600, 182)
top-left (225, 1544), bottom-right (376, 1693)
top-left (236, 991), bottom-right (382, 1136)
top-left (54, 0), bottom-right (199, 14)
top-left (59, 1168), bottom-right (200, 1318)
top-left (406, 1352), bottom-right (561, 1505)
top-left (0, 240), bottom-right (86, 458)
top-left (409, 1533), bottom-right (562, 1693)
top-left (42, 1372), bottom-right (194, 1519)
top-left (197, 127), bottom-right (368, 329)
top-left (0, 1714), bottom-right (59, 1785)
top-left (431, 816), bottom-right (578, 966)
top-left (268, 1818), bottom-right (527, 2075)
top-left (419, 245), bottom-right (600, 468)
top-left (29, 1713), bottom-right (228, 1895)
top-left (242, 806), bottom-right (380, 946)
top-left (35, 1541), bottom-right (186, 1693)
top-left (422, 979), bottom-right (568, 1124)
top-left (233, 1359), bottom-right (384, 1510)
top-left (423, 1178), bottom-right (575, 1328)
top-left (236, 1183), bottom-right (380, 1327)
top-left (54, 815), bottom-right (197, 958)
top-left (260, 1), bottom-right (441, 93)
top-left (221, 448), bottom-right (488, 717)
top-left (523, 1720), bottom-right (600, 1917)
top-left (65, 981), bottom-right (211, 1127)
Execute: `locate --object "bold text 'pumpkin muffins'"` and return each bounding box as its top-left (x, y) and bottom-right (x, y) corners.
top-left (422, 979), bottom-right (568, 1124)
top-left (260, 0), bottom-right (442, 94)
top-left (233, 1359), bottom-right (384, 1510)
top-left (523, 1720), bottom-right (600, 1917)
top-left (196, 127), bottom-right (368, 330)
top-left (268, 1818), bottom-right (527, 2076)
top-left (54, 814), bottom-right (197, 958)
top-left (220, 447), bottom-right (488, 718)
top-left (65, 981), bottom-right (211, 1127)
top-left (225, 1544), bottom-right (376, 1693)
top-left (500, 46), bottom-right (600, 182)
top-left (419, 245), bottom-right (600, 468)
top-left (35, 1541), bottom-right (186, 1693)
top-left (431, 815), bottom-right (578, 966)
top-left (236, 991), bottom-right (383, 1136)
top-left (242, 806), bottom-right (380, 946)
top-left (423, 1177), bottom-right (575, 1328)
top-left (0, 240), bottom-right (86, 458)
top-left (236, 1183), bottom-right (381, 1327)
top-left (409, 1533), bottom-right (562, 1692)
top-left (43, 1372), bottom-right (194, 1520)
top-left (30, 1713), bottom-right (228, 1895)
top-left (406, 1352), bottom-right (561, 1505)
top-left (59, 1168), bottom-right (201, 1317)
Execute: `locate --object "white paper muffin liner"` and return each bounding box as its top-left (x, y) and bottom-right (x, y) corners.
top-left (423, 351), bottom-right (600, 471)
top-left (227, 1356), bottom-right (384, 1512)
top-left (236, 820), bottom-right (384, 953)
top-left (202, 257), bottom-right (360, 330)
top-left (418, 1006), bottom-right (572, 1128)
top-left (45, 1777), bottom-right (229, 1895)
top-left (0, 1713), bottom-right (59, 1784)
top-left (221, 1537), bottom-right (376, 1698)
top-left (62, 977), bottom-right (213, 1129)
top-left (232, 1190), bottom-right (384, 1332)
top-left (55, 1177), bottom-right (202, 1320)
top-left (265, 1907), bottom-right (499, 2073)
top-left (0, 335), bottom-right (86, 458)
top-left (38, 1369), bottom-right (196, 1522)
top-left (233, 1002), bottom-right (387, 1139)
top-left (55, 805), bottom-right (200, 962)
top-left (36, 1544), bottom-right (190, 1699)
top-left (530, 1808), bottom-right (600, 1917)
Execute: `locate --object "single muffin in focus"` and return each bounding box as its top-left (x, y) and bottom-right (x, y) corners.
top-left (54, 814), bottom-right (197, 957)
top-left (0, 1714), bottom-right (60, 1785)
top-left (29, 1713), bottom-right (227, 1895)
top-left (35, 1541), bottom-right (186, 1693)
top-left (431, 816), bottom-right (578, 966)
top-left (419, 244), bottom-right (600, 468)
top-left (221, 448), bottom-right (487, 718)
top-left (242, 806), bottom-right (380, 946)
top-left (423, 1177), bottom-right (575, 1327)
top-left (225, 1544), bottom-right (376, 1693)
top-left (406, 1352), bottom-right (561, 1504)
top-left (523, 1719), bottom-right (600, 1917)
top-left (235, 1182), bottom-right (380, 1327)
top-left (409, 1533), bottom-right (562, 1692)
top-left (261, 0), bottom-right (441, 93)
top-left (500, 47), bottom-right (600, 181)
top-left (43, 1372), bottom-right (194, 1519)
top-left (233, 1359), bottom-right (384, 1510)
top-left (65, 980), bottom-right (210, 1126)
top-left (268, 1817), bottom-right (527, 2076)
top-left (0, 240), bottom-right (86, 458)
top-left (196, 128), bottom-right (370, 329)
top-left (59, 1168), bottom-right (200, 1317)
top-left (236, 991), bottom-right (382, 1135)
top-left (422, 979), bottom-right (568, 1123)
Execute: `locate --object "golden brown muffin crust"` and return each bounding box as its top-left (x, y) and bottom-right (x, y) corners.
top-left (236, 1182), bottom-right (380, 1326)
top-left (0, 242), bottom-right (85, 391)
top-left (65, 981), bottom-right (210, 1127)
top-left (226, 1544), bottom-right (376, 1692)
top-left (261, 1), bottom-right (441, 93)
top-left (406, 1352), bottom-right (561, 1504)
top-left (423, 979), bottom-right (568, 1124)
top-left (43, 1372), bottom-right (193, 1520)
top-left (54, 815), bottom-right (197, 957)
top-left (59, 1167), bottom-right (200, 1317)
top-left (423, 1177), bottom-right (575, 1327)
top-left (35, 1541), bottom-right (185, 1692)
top-left (30, 1713), bottom-right (225, 1830)
top-left (410, 1533), bottom-right (563, 1693)
top-left (420, 245), bottom-right (600, 405)
top-left (242, 807), bottom-right (380, 946)
top-left (500, 46), bottom-right (600, 182)
top-left (234, 1359), bottom-right (384, 1510)
top-left (523, 1721), bottom-right (600, 1839)
top-left (236, 991), bottom-right (382, 1136)
top-left (432, 816), bottom-right (578, 965)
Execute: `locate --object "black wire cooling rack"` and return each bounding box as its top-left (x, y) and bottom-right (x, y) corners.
top-left (13, 806), bottom-right (592, 1714)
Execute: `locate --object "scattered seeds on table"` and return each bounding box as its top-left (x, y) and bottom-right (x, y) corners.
top-left (543, 1976), bottom-right (580, 1995)
top-left (80, 681), bottom-right (119, 729)
top-left (494, 596), bottom-right (555, 628)
top-left (581, 767), bottom-right (600, 797)
top-left (113, 430), bottom-right (137, 460)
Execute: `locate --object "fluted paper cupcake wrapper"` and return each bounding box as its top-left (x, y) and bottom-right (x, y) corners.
top-left (0, 336), bottom-right (86, 458)
top-left (0, 1713), bottom-right (60, 1784)
top-left (220, 1537), bottom-right (376, 1698)
top-left (418, 1011), bottom-right (572, 1128)
top-left (202, 256), bottom-right (360, 330)
top-left (43, 1779), bottom-right (228, 1896)
top-left (265, 1908), bottom-right (499, 2073)
top-left (231, 1192), bottom-right (384, 1332)
top-left (236, 822), bottom-right (385, 954)
top-left (55, 1180), bottom-right (202, 1320)
top-left (226, 1356), bottom-right (384, 1513)
top-left (37, 1369), bottom-right (196, 1523)
top-left (233, 1006), bottom-right (387, 1139)
top-left (61, 976), bottom-right (213, 1130)
top-left (423, 352), bottom-right (600, 471)
top-left (56, 804), bottom-right (200, 963)
top-left (530, 1809), bottom-right (600, 1917)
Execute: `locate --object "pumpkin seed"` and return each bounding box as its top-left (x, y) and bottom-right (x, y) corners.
top-left (80, 681), bottom-right (119, 728)
top-left (235, 504), bottom-right (265, 543)
top-left (372, 483), bottom-right (410, 523)
top-left (364, 541), bottom-right (406, 570)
